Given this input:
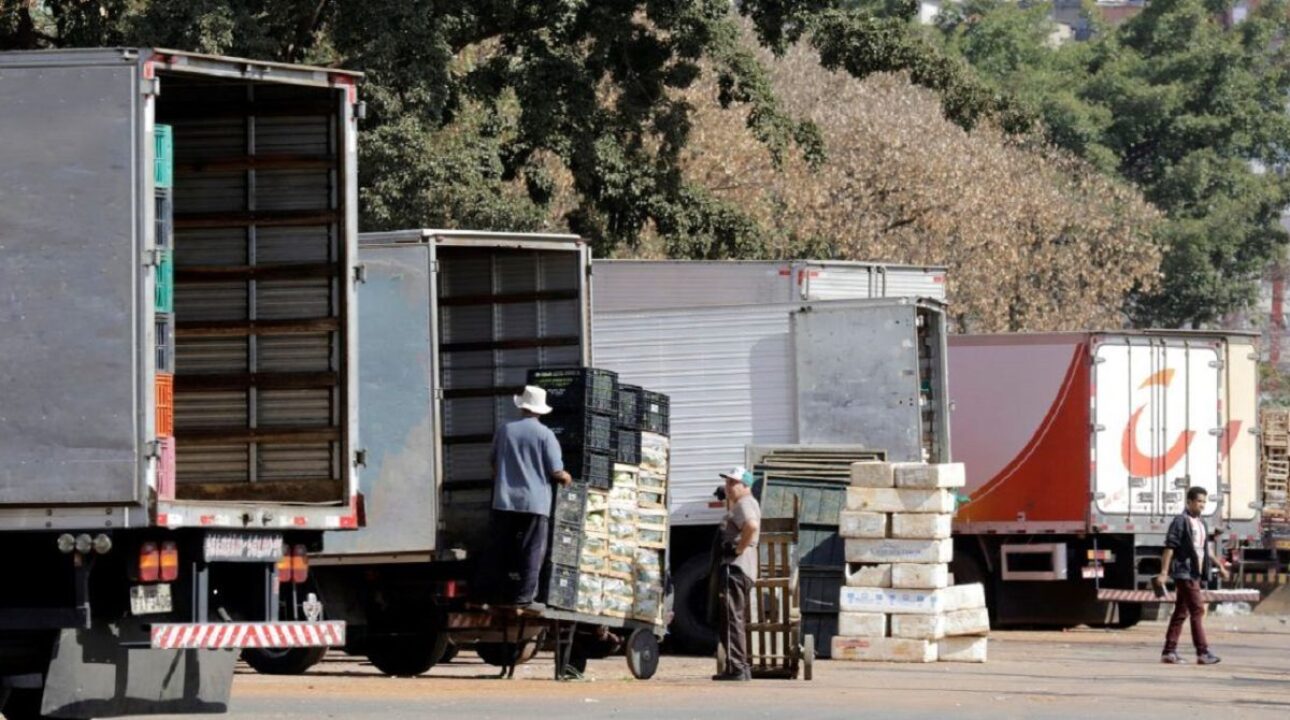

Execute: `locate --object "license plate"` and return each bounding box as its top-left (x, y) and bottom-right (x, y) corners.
top-left (203, 532), bottom-right (284, 562)
top-left (130, 584), bottom-right (173, 615)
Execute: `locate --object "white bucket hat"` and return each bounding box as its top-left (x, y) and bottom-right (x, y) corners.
top-left (719, 466), bottom-right (754, 486)
top-left (513, 385), bottom-right (554, 415)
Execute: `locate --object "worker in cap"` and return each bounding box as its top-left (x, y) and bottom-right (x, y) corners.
top-left (484, 385), bottom-right (572, 610)
top-left (713, 466), bottom-right (761, 681)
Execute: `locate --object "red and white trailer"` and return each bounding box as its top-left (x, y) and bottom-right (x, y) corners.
top-left (949, 332), bottom-right (1261, 627)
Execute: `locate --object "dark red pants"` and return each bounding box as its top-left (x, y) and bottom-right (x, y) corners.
top-left (1162, 579), bottom-right (1209, 656)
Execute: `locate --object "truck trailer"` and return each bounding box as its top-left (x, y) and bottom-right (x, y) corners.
top-left (949, 332), bottom-right (1261, 626)
top-left (0, 49), bottom-right (360, 718)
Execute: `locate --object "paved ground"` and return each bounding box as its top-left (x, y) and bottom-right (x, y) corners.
top-left (150, 617), bottom-right (1290, 720)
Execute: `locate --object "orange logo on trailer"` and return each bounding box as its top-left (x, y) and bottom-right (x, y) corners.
top-left (1121, 368), bottom-right (1195, 477)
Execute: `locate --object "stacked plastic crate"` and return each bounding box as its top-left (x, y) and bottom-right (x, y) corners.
top-left (832, 461), bottom-right (990, 663)
top-left (154, 124), bottom-right (176, 501)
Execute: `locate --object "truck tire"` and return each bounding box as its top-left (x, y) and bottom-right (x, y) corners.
top-left (669, 554), bottom-right (717, 655)
top-left (475, 640), bottom-right (538, 667)
top-left (1110, 602), bottom-right (1143, 629)
top-left (241, 646), bottom-right (327, 675)
top-left (366, 632), bottom-right (448, 677)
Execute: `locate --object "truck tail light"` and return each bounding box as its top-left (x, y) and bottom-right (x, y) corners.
top-left (277, 545), bottom-right (292, 584)
top-left (444, 580), bottom-right (459, 599)
top-left (139, 542), bottom-right (160, 582)
top-left (290, 544), bottom-right (309, 584)
top-left (160, 541), bottom-right (179, 582)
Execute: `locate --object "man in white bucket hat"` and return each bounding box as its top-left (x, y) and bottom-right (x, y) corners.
top-left (714, 466), bottom-right (760, 681)
top-left (486, 385), bottom-right (572, 609)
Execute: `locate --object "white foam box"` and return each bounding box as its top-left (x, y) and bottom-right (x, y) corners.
top-left (891, 562), bottom-right (950, 589)
top-left (850, 461), bottom-right (895, 488)
top-left (840, 511), bottom-right (888, 539)
top-left (832, 636), bottom-right (937, 663)
top-left (839, 586), bottom-right (945, 615)
top-left (837, 612), bottom-right (887, 638)
top-left (890, 608), bottom-right (990, 640)
top-left (845, 538), bottom-right (953, 564)
top-left (893, 462), bottom-right (966, 489)
top-left (845, 563), bottom-right (892, 587)
top-left (846, 487), bottom-right (955, 514)
top-left (938, 635), bottom-right (988, 663)
top-left (890, 513), bottom-right (952, 539)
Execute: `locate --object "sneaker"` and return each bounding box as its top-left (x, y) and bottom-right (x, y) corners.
top-left (1197, 652), bottom-right (1222, 665)
top-left (1160, 652), bottom-right (1187, 664)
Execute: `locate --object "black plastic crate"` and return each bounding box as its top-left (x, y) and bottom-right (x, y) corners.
top-left (549, 522), bottom-right (583, 566)
top-left (547, 410), bottom-right (616, 453)
top-left (617, 384), bottom-right (642, 428)
top-left (565, 448), bottom-right (613, 490)
top-left (528, 367), bottom-right (618, 415)
top-left (639, 390), bottom-right (670, 435)
top-left (554, 484), bottom-right (588, 525)
top-left (546, 562), bottom-right (579, 610)
top-left (155, 313), bottom-right (175, 373)
top-left (155, 189), bottom-right (173, 249)
top-left (616, 429), bottom-right (641, 465)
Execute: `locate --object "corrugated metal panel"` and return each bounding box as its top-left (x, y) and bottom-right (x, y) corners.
top-left (256, 169), bottom-right (330, 211)
top-left (171, 117), bottom-right (244, 163)
top-left (258, 227), bottom-right (334, 264)
top-left (592, 304), bottom-right (799, 525)
top-left (176, 444), bottom-right (249, 483)
top-left (440, 306), bottom-right (493, 345)
top-left (174, 282), bottom-right (247, 321)
top-left (883, 267), bottom-right (947, 300)
top-left (797, 263), bottom-right (876, 300)
top-left (256, 279), bottom-right (332, 320)
top-left (177, 172), bottom-right (246, 214)
top-left (176, 337), bottom-right (248, 373)
top-left (255, 114), bottom-right (331, 155)
top-left (258, 443), bottom-right (333, 480)
top-left (443, 397), bottom-right (498, 436)
top-left (174, 229), bottom-right (247, 267)
top-left (258, 334), bottom-right (333, 372)
top-left (259, 389), bottom-right (332, 427)
top-left (441, 350), bottom-right (495, 390)
top-left (175, 391), bottom-right (247, 429)
top-left (592, 261), bottom-right (791, 311)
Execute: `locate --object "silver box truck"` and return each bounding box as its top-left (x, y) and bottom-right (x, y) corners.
top-left (0, 49), bottom-right (360, 718)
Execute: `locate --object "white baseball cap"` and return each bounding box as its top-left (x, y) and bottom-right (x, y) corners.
top-left (513, 385), bottom-right (554, 415)
top-left (719, 466), bottom-right (754, 486)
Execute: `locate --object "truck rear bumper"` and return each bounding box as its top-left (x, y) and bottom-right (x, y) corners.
top-left (150, 621), bottom-right (344, 649)
top-left (1097, 588), bottom-right (1260, 604)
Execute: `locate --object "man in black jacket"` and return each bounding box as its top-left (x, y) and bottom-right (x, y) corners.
top-left (1156, 486), bottom-right (1230, 665)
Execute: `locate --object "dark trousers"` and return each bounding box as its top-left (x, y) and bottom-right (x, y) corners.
top-left (717, 564), bottom-right (753, 677)
top-left (488, 510), bottom-right (549, 604)
top-left (1163, 579), bottom-right (1209, 655)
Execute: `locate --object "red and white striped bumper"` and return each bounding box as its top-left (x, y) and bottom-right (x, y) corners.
top-left (150, 621), bottom-right (345, 650)
top-left (1097, 588), bottom-right (1261, 604)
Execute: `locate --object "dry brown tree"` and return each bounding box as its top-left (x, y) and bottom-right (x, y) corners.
top-left (646, 40), bottom-right (1163, 333)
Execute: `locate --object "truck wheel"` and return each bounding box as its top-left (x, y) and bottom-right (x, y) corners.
top-left (1, 688), bottom-right (44, 720)
top-left (669, 554), bottom-right (717, 655)
top-left (439, 641), bottom-right (459, 664)
top-left (241, 646), bottom-right (327, 675)
top-left (1111, 602), bottom-right (1143, 629)
top-left (366, 632), bottom-right (448, 677)
top-left (475, 640), bottom-right (538, 667)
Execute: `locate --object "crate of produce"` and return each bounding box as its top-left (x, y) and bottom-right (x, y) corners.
top-left (618, 384), bottom-right (643, 428)
top-left (547, 562), bottom-right (580, 610)
top-left (156, 372), bottom-right (174, 437)
top-left (575, 572), bottom-right (604, 615)
top-left (155, 248), bottom-right (174, 313)
top-left (554, 484), bottom-right (589, 525)
top-left (154, 124), bottom-right (174, 189)
top-left (616, 429), bottom-right (642, 465)
top-left (528, 367), bottom-right (618, 415)
top-left (547, 409), bottom-right (616, 454)
top-left (155, 190), bottom-right (173, 249)
top-left (565, 448), bottom-right (613, 490)
top-left (550, 522), bottom-right (584, 566)
top-left (638, 390), bottom-right (670, 435)
top-left (155, 313), bottom-right (174, 373)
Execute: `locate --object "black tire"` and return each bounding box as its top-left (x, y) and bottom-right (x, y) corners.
top-left (1, 688), bottom-right (43, 720)
top-left (439, 641), bottom-right (459, 664)
top-left (670, 554), bottom-right (717, 655)
top-left (475, 640), bottom-right (538, 667)
top-left (241, 646), bottom-right (327, 676)
top-left (1111, 602), bottom-right (1144, 629)
top-left (367, 632), bottom-right (448, 677)
top-left (625, 629), bottom-right (660, 680)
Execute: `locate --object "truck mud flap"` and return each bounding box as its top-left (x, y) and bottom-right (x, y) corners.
top-left (41, 626), bottom-right (235, 718)
top-left (150, 621), bottom-right (346, 649)
top-left (1097, 588), bottom-right (1261, 604)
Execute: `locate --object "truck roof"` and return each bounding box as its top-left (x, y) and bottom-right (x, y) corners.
top-left (0, 47), bottom-right (361, 86)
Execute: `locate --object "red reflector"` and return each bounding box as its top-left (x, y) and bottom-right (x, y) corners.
top-left (139, 542), bottom-right (160, 583)
top-left (445, 580), bottom-right (458, 599)
top-left (290, 544), bottom-right (309, 584)
top-left (277, 543), bottom-right (292, 584)
top-left (160, 541), bottom-right (179, 582)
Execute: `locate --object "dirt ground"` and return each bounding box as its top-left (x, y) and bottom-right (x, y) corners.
top-left (148, 616), bottom-right (1290, 720)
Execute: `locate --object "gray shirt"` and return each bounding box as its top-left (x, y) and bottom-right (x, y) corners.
top-left (720, 494), bottom-right (761, 581)
top-left (491, 417), bottom-right (564, 516)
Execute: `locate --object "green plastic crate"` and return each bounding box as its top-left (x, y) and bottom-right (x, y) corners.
top-left (154, 124), bottom-right (174, 189)
top-left (155, 249), bottom-right (174, 313)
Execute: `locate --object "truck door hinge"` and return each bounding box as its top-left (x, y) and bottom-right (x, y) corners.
top-left (1209, 360), bottom-right (1223, 369)
top-left (430, 259), bottom-right (440, 274)
top-left (353, 264), bottom-right (367, 284)
top-left (1092, 423), bottom-right (1106, 432)
top-left (144, 440), bottom-right (161, 460)
top-left (354, 101), bottom-right (368, 121)
top-left (354, 449), bottom-right (367, 468)
top-left (141, 77), bottom-right (160, 97)
top-left (144, 249), bottom-right (162, 267)
top-left (1209, 427), bottom-right (1224, 437)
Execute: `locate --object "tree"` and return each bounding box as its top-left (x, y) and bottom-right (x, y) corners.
top-left (670, 38), bottom-right (1161, 331)
top-left (934, 0), bottom-right (1290, 327)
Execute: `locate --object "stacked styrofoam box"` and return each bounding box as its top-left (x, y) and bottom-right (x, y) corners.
top-left (831, 461), bottom-right (990, 663)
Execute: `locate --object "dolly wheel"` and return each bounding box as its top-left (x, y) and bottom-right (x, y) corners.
top-left (625, 628), bottom-right (660, 680)
top-left (802, 634), bottom-right (815, 681)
